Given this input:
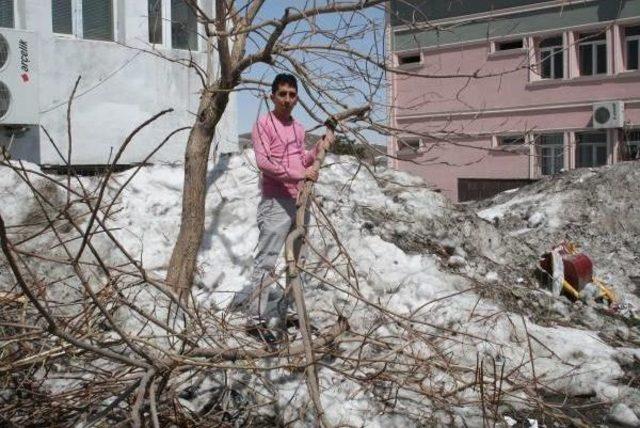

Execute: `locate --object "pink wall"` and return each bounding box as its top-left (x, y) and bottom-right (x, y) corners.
top-left (397, 105), bottom-right (640, 135)
top-left (394, 43), bottom-right (640, 117)
top-left (391, 36), bottom-right (640, 202)
top-left (397, 138), bottom-right (531, 201)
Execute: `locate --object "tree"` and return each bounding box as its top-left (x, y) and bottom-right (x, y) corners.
top-left (165, 0), bottom-right (386, 294)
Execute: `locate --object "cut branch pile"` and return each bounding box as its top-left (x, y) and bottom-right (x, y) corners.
top-left (0, 118), bottom-right (604, 428)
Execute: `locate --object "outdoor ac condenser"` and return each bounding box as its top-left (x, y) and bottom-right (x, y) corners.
top-left (592, 101), bottom-right (624, 129)
top-left (0, 29), bottom-right (38, 125)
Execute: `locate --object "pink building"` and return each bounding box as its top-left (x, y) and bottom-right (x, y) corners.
top-left (388, 0), bottom-right (640, 202)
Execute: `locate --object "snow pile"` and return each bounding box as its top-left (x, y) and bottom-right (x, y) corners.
top-left (475, 161), bottom-right (640, 307)
top-left (1, 154), bottom-right (639, 426)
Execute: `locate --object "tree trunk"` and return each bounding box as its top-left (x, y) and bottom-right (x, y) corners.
top-left (166, 91), bottom-right (229, 293)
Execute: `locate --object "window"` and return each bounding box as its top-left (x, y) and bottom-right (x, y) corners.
top-left (536, 134), bottom-right (564, 175)
top-left (499, 135), bottom-right (526, 146)
top-left (50, 0), bottom-right (116, 41)
top-left (148, 0), bottom-right (162, 44)
top-left (82, 0), bottom-right (114, 41)
top-left (621, 129), bottom-right (640, 160)
top-left (397, 138), bottom-right (421, 155)
top-left (496, 39), bottom-right (523, 51)
top-left (539, 36), bottom-right (563, 79)
top-left (578, 32), bottom-right (607, 76)
top-left (498, 135), bottom-right (528, 152)
top-left (576, 131), bottom-right (607, 167)
top-left (625, 26), bottom-right (640, 71)
top-left (171, 0), bottom-right (197, 50)
top-left (52, 0), bottom-right (73, 34)
top-left (0, 0), bottom-right (14, 28)
top-left (398, 54), bottom-right (421, 66)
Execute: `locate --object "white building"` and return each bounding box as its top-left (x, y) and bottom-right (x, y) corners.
top-left (0, 0), bottom-right (237, 169)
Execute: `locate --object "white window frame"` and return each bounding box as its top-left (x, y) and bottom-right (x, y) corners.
top-left (539, 38), bottom-right (564, 80)
top-left (578, 35), bottom-right (607, 76)
top-left (536, 133), bottom-right (564, 175)
top-left (51, 0), bottom-right (75, 35)
top-left (144, 0), bottom-right (207, 51)
top-left (52, 0), bottom-right (118, 42)
top-left (575, 131), bottom-right (608, 168)
top-left (626, 34), bottom-right (640, 71)
top-left (168, 0), bottom-right (203, 51)
top-left (78, 0), bottom-right (117, 42)
top-left (159, 0), bottom-right (171, 47)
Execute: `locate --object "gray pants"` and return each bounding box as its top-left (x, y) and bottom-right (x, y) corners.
top-left (246, 197), bottom-right (299, 319)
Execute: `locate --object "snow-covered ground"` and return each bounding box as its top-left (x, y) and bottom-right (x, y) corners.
top-left (1, 153), bottom-right (639, 426)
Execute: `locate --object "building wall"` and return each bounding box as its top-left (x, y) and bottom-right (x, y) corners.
top-left (394, 42), bottom-right (640, 118)
top-left (3, 0), bottom-right (238, 165)
top-left (389, 0), bottom-right (553, 26)
top-left (397, 137), bottom-right (532, 199)
top-left (393, 0), bottom-right (640, 51)
top-left (389, 0), bottom-right (640, 202)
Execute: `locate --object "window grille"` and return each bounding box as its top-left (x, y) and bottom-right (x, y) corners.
top-left (82, 0), bottom-right (114, 41)
top-left (52, 0), bottom-right (73, 34)
top-left (0, 0), bottom-right (14, 28)
top-left (576, 131), bottom-right (607, 167)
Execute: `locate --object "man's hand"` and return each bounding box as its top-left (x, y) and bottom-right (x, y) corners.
top-left (304, 167), bottom-right (319, 181)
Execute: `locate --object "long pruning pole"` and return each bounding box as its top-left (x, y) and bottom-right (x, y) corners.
top-left (284, 105), bottom-right (370, 427)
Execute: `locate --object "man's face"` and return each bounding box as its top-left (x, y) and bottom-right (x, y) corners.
top-left (271, 83), bottom-right (298, 117)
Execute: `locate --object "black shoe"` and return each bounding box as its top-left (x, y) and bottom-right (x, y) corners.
top-left (284, 312), bottom-right (319, 333)
top-left (245, 317), bottom-right (278, 347)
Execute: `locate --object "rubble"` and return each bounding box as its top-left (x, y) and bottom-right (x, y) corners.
top-left (474, 161), bottom-right (640, 308)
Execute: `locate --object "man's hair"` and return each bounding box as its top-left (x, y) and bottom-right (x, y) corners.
top-left (271, 73), bottom-right (298, 94)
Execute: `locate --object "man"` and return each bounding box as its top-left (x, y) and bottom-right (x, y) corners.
top-left (246, 73), bottom-right (329, 324)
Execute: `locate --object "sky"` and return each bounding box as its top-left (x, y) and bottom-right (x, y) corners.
top-left (233, 1), bottom-right (387, 143)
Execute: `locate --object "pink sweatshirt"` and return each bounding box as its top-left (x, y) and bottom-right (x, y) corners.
top-left (252, 112), bottom-right (318, 198)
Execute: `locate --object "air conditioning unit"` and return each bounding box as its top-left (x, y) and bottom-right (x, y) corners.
top-left (593, 101), bottom-right (624, 129)
top-left (0, 29), bottom-right (38, 125)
